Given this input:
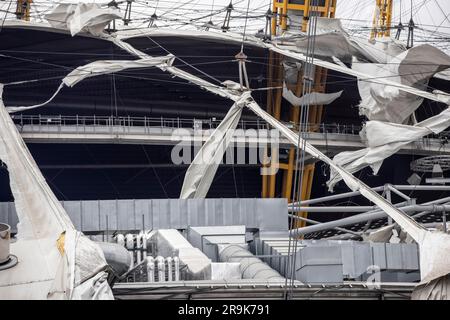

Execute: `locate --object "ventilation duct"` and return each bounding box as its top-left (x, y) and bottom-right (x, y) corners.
top-left (218, 244), bottom-right (284, 280)
top-left (0, 223), bottom-right (10, 264)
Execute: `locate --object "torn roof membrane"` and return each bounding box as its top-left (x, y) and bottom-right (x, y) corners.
top-left (1, 11), bottom-right (450, 289)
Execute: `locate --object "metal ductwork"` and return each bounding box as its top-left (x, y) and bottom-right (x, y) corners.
top-left (0, 223), bottom-right (10, 264)
top-left (218, 244), bottom-right (284, 280)
top-left (95, 241), bottom-right (132, 277)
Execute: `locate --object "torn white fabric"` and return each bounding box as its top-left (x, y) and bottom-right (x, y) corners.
top-left (180, 92), bottom-right (249, 198)
top-left (415, 231), bottom-right (450, 283)
top-left (283, 61), bottom-right (302, 85)
top-left (293, 18), bottom-right (353, 59)
top-left (44, 3), bottom-right (78, 30)
top-left (108, 36), bottom-right (242, 101)
top-left (327, 107), bottom-right (450, 191)
top-left (0, 84), bottom-right (73, 239)
top-left (63, 56), bottom-right (174, 87)
top-left (7, 56), bottom-right (174, 113)
top-left (433, 90), bottom-right (450, 105)
top-left (435, 69), bottom-right (450, 82)
top-left (282, 84), bottom-right (342, 106)
top-left (351, 37), bottom-right (407, 64)
top-left (295, 32), bottom-right (359, 61)
top-left (353, 59), bottom-right (421, 123)
top-left (0, 84), bottom-right (111, 299)
top-left (111, 29), bottom-right (448, 108)
top-left (106, 36), bottom-right (450, 285)
top-left (354, 44), bottom-right (450, 123)
top-left (71, 271), bottom-right (113, 300)
top-left (245, 96), bottom-right (450, 284)
top-left (412, 274), bottom-right (450, 300)
top-left (45, 3), bottom-right (120, 37)
top-left (6, 83), bottom-right (65, 113)
top-left (290, 18), bottom-right (406, 63)
top-left (268, 44), bottom-right (450, 106)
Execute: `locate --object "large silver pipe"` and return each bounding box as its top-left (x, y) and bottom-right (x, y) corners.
top-left (288, 214), bottom-right (361, 237)
top-left (290, 200), bottom-right (410, 213)
top-left (386, 184), bottom-right (412, 201)
top-left (290, 206), bottom-right (379, 213)
top-left (390, 185), bottom-right (450, 191)
top-left (95, 241), bottom-right (132, 277)
top-left (290, 204), bottom-right (450, 236)
top-left (218, 245), bottom-right (284, 280)
top-left (289, 187), bottom-right (384, 206)
top-left (289, 185), bottom-right (450, 207)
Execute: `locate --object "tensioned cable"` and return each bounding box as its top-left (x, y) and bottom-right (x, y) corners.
top-left (240, 0), bottom-right (251, 52)
top-left (293, 4), bottom-right (318, 294)
top-left (3, 49), bottom-right (449, 101)
top-left (136, 29), bottom-right (223, 85)
top-left (0, 0), bottom-right (13, 33)
top-left (283, 0), bottom-right (320, 299)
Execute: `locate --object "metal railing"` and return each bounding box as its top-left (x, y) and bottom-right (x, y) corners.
top-left (10, 115), bottom-right (450, 144)
top-left (11, 114), bottom-right (365, 135)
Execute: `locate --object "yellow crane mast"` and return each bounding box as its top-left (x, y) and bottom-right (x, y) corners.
top-left (15, 0), bottom-right (32, 21)
top-left (370, 0), bottom-right (393, 39)
top-left (263, 1), bottom-right (336, 228)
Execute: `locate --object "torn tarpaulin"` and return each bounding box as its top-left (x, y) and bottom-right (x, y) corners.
top-left (6, 56), bottom-right (175, 113)
top-left (290, 18), bottom-right (406, 63)
top-left (63, 56), bottom-right (175, 87)
top-left (45, 3), bottom-right (121, 37)
top-left (282, 83), bottom-right (342, 106)
top-left (0, 84), bottom-right (112, 299)
top-left (180, 92), bottom-right (250, 199)
top-left (327, 107), bottom-right (450, 191)
top-left (355, 44), bottom-right (450, 123)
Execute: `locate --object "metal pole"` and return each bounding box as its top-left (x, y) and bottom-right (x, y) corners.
top-left (290, 204), bottom-right (450, 236)
top-left (288, 214), bottom-right (361, 237)
top-left (443, 209), bottom-right (447, 233)
top-left (289, 184), bottom-right (449, 207)
top-left (385, 184), bottom-right (392, 224)
top-left (391, 185), bottom-right (450, 191)
top-left (289, 206), bottom-right (378, 213)
top-left (106, 215), bottom-right (109, 243)
top-left (387, 184), bottom-right (412, 201)
top-left (289, 186), bottom-right (385, 206)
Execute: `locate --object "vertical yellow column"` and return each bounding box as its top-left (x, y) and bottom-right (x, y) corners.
top-left (263, 0), bottom-right (336, 203)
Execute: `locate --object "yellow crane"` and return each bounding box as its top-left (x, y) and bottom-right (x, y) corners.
top-left (264, 1), bottom-right (337, 228)
top-left (370, 0), bottom-right (393, 39)
top-left (15, 0), bottom-right (32, 21)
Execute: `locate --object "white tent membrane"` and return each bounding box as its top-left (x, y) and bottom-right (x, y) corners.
top-left (290, 18), bottom-right (368, 62)
top-left (0, 84), bottom-right (112, 300)
top-left (355, 44), bottom-right (450, 123)
top-left (288, 18), bottom-right (406, 63)
top-left (180, 93), bottom-right (249, 199)
top-left (282, 83), bottom-right (343, 107)
top-left (1, 16), bottom-right (450, 297)
top-left (243, 97), bottom-right (450, 290)
top-left (270, 18), bottom-right (450, 124)
top-left (327, 107), bottom-right (450, 191)
top-left (45, 3), bottom-right (121, 37)
top-left (267, 44), bottom-right (450, 106)
top-left (63, 56), bottom-right (175, 87)
top-left (112, 23), bottom-right (450, 106)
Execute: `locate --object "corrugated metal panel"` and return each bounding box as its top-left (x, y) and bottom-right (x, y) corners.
top-left (0, 198), bottom-right (287, 233)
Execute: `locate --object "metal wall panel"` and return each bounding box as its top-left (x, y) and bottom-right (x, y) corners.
top-left (0, 198), bottom-right (287, 233)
